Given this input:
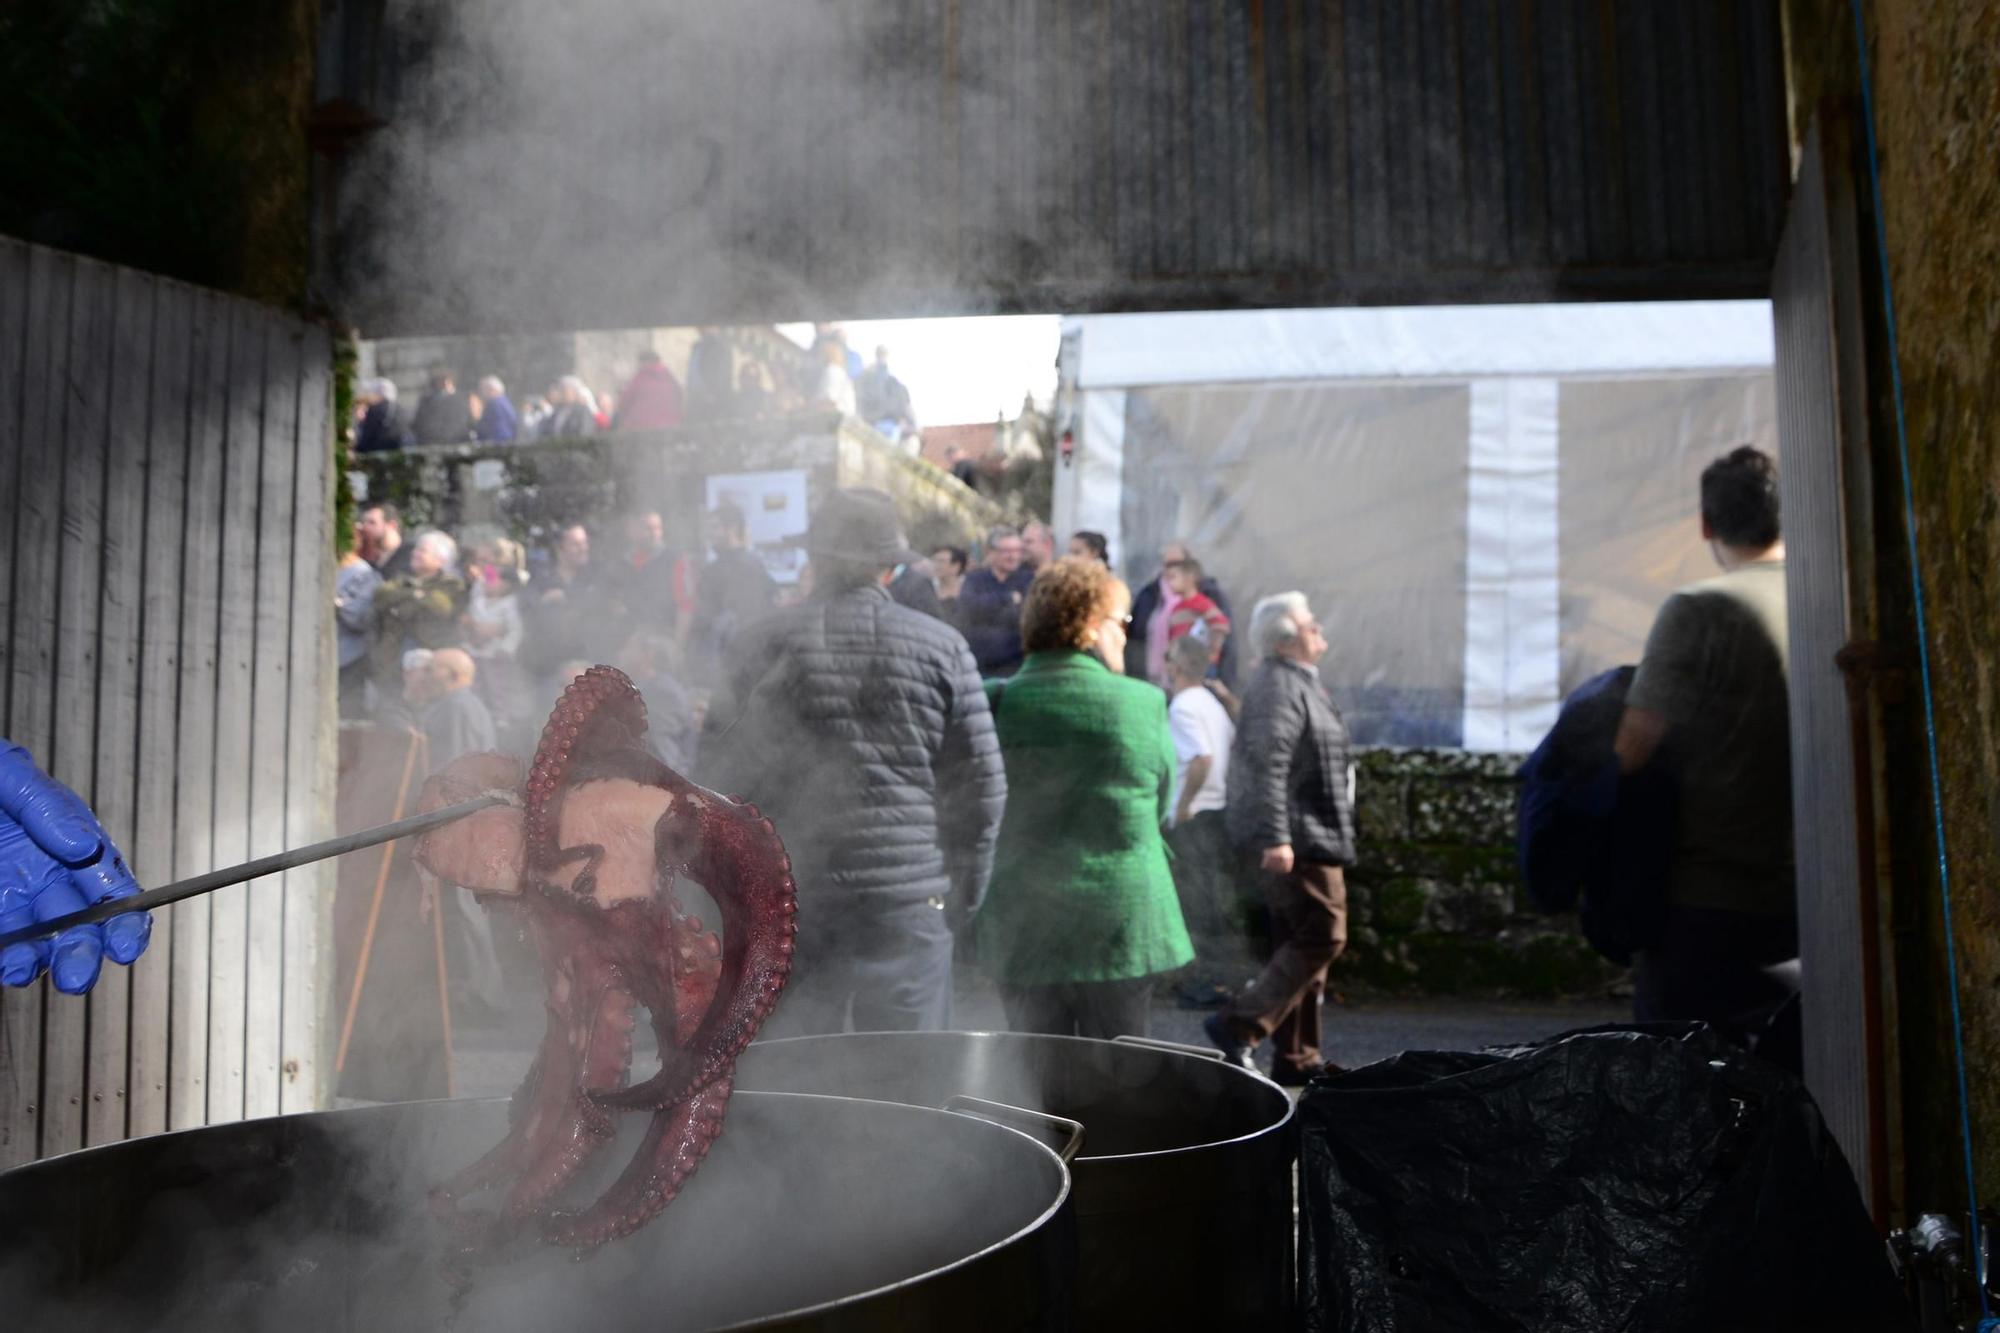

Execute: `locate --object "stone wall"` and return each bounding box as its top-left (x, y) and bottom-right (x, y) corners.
top-left (349, 414), bottom-right (1000, 554)
top-left (1339, 748), bottom-right (1622, 999)
top-left (836, 426), bottom-right (1006, 551)
top-left (1783, 0), bottom-right (2000, 1210)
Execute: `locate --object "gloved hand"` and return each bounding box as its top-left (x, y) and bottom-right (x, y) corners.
top-left (0, 742), bottom-right (150, 994)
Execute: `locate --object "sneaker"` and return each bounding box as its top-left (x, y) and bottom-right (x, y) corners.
top-left (1269, 1060), bottom-right (1344, 1089)
top-left (1202, 1012), bottom-right (1258, 1072)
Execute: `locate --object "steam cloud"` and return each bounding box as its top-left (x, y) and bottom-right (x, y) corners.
top-left (329, 0), bottom-right (1161, 335)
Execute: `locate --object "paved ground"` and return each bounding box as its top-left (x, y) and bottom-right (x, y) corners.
top-left (448, 965), bottom-right (1627, 1100)
top-left (1151, 993), bottom-right (1628, 1070)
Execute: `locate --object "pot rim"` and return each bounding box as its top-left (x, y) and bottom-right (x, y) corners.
top-left (704, 1091), bottom-right (1076, 1330)
top-left (0, 1089), bottom-right (1077, 1332)
top-left (746, 1030), bottom-right (1298, 1166)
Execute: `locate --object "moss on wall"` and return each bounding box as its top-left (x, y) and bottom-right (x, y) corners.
top-left (1784, 0), bottom-right (2000, 1210)
top-left (332, 330), bottom-right (358, 553)
top-left (1339, 749), bottom-right (1625, 1000)
top-left (347, 419), bottom-right (986, 558)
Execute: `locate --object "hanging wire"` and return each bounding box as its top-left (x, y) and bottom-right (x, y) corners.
top-left (1845, 0), bottom-right (1993, 1323)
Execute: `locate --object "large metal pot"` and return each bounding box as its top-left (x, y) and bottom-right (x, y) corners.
top-left (733, 1032), bottom-right (1295, 1325)
top-left (0, 1091), bottom-right (1074, 1331)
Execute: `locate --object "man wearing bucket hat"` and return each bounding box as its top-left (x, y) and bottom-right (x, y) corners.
top-left (702, 489), bottom-right (1006, 1033)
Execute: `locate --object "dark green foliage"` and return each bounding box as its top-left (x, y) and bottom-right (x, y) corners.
top-left (1339, 747), bottom-right (1624, 998)
top-left (352, 437), bottom-right (630, 546)
top-left (0, 0), bottom-right (313, 304)
top-left (331, 330), bottom-right (357, 555)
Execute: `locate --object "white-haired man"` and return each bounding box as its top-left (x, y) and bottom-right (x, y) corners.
top-left (472, 375), bottom-right (519, 443)
top-left (1204, 591), bottom-right (1356, 1084)
top-left (539, 377), bottom-right (599, 438)
top-left (355, 378), bottom-right (413, 453)
top-left (369, 529), bottom-right (469, 705)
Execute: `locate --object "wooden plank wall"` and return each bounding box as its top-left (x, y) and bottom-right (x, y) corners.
top-left (0, 236), bottom-right (336, 1166)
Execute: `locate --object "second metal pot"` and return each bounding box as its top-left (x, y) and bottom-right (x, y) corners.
top-left (733, 1030), bottom-right (1296, 1325)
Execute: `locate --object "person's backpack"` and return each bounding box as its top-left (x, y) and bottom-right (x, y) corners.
top-left (1516, 667), bottom-right (1675, 965)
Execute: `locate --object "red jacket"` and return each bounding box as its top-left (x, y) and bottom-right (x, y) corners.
top-left (1166, 592), bottom-right (1231, 662)
top-left (613, 362), bottom-right (684, 431)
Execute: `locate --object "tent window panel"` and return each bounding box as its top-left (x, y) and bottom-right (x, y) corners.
top-left (1121, 381), bottom-right (1472, 747)
top-left (1556, 374), bottom-right (1779, 697)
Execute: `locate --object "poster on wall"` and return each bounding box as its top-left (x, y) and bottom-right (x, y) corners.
top-left (705, 469), bottom-right (810, 584)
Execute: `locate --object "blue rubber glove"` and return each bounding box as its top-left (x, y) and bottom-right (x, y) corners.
top-left (0, 742), bottom-right (151, 994)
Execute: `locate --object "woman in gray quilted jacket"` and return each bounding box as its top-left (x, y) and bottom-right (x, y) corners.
top-left (1203, 591), bottom-right (1356, 1085)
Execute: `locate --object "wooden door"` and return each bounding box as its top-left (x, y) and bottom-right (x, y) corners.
top-left (1770, 114), bottom-right (1893, 1217)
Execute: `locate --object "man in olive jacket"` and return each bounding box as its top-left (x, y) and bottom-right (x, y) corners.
top-left (1205, 591), bottom-right (1356, 1084)
top-left (368, 531), bottom-right (470, 706)
top-left (702, 489), bottom-right (1005, 1035)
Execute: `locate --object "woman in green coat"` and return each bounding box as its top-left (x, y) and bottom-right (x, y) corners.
top-left (975, 557), bottom-right (1194, 1038)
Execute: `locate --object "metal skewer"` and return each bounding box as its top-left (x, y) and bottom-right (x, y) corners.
top-left (0, 793), bottom-right (509, 952)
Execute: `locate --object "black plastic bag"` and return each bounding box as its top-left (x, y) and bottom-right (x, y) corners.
top-left (1298, 1025), bottom-right (1916, 1332)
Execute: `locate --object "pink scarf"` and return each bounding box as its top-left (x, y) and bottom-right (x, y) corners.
top-left (1145, 585), bottom-right (1182, 684)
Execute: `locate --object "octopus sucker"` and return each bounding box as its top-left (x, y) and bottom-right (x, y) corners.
top-left (413, 665), bottom-right (797, 1260)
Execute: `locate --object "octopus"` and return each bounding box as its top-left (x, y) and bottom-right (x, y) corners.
top-left (412, 665), bottom-right (797, 1254)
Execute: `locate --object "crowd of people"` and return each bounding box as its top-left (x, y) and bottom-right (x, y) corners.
top-left (352, 326), bottom-right (924, 452)
top-left (333, 476), bottom-right (1338, 1073)
top-left (6, 447), bottom-right (1797, 1089)
top-left (340, 501), bottom-right (774, 763)
top-left (670, 492), bottom-right (1348, 1082)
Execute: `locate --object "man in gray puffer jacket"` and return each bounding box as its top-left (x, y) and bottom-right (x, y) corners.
top-left (702, 490), bottom-right (1005, 1034)
top-left (1205, 591), bottom-right (1357, 1084)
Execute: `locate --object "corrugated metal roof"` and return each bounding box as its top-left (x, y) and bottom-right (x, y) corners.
top-left (324, 0), bottom-right (1789, 334)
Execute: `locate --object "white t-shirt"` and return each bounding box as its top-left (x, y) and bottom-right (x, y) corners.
top-left (1168, 685), bottom-right (1234, 823)
top-left (817, 364), bottom-right (856, 416)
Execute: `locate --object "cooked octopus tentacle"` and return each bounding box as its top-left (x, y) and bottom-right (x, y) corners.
top-left (593, 792), bottom-right (796, 1113)
top-left (502, 963), bottom-right (631, 1220)
top-left (414, 665), bottom-right (797, 1257)
top-left (542, 1079), bottom-right (735, 1249)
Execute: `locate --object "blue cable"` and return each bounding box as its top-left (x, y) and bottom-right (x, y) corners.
top-left (1848, 0), bottom-right (1989, 1319)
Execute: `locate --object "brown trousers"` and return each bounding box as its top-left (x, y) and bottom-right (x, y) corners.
top-left (1223, 860), bottom-right (1347, 1074)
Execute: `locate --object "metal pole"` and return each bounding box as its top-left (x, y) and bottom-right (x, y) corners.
top-left (0, 793), bottom-right (509, 953)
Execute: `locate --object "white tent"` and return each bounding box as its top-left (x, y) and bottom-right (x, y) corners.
top-left (1054, 302), bottom-right (1777, 752)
